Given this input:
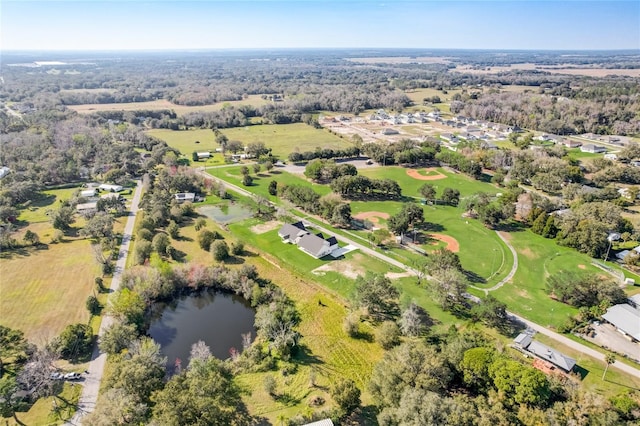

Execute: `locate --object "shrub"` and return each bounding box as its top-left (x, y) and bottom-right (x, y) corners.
top-left (330, 378), bottom-right (361, 413)
top-left (86, 295), bottom-right (101, 315)
top-left (376, 321), bottom-right (401, 349)
top-left (264, 375), bottom-right (277, 397)
top-left (231, 241), bottom-right (244, 256)
top-left (211, 240), bottom-right (229, 261)
top-left (198, 230), bottom-right (217, 251)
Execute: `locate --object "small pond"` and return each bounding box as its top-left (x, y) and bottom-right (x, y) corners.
top-left (198, 203), bottom-right (253, 224)
top-left (149, 291), bottom-right (256, 371)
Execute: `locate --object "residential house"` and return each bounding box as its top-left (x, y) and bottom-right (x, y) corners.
top-left (561, 139), bottom-right (582, 148)
top-left (99, 184), bottom-right (123, 192)
top-left (278, 223), bottom-right (340, 258)
top-left (440, 133), bottom-right (459, 143)
top-left (298, 232), bottom-right (339, 259)
top-left (76, 202), bottom-right (98, 214)
top-left (278, 221), bottom-right (309, 244)
top-left (604, 153), bottom-right (618, 161)
top-left (513, 333), bottom-right (576, 373)
top-left (174, 192), bottom-right (196, 203)
top-left (381, 128), bottom-right (399, 135)
top-left (101, 192), bottom-right (121, 201)
top-left (602, 302), bottom-right (640, 342)
top-left (580, 144), bottom-right (607, 154)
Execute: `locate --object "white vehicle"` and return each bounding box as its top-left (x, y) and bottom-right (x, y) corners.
top-left (50, 372), bottom-right (64, 380)
top-left (64, 372), bottom-right (81, 380)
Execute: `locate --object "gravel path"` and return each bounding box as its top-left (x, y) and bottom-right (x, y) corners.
top-left (66, 181), bottom-right (142, 425)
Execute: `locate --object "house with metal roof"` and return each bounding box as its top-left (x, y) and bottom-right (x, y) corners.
top-left (602, 303), bottom-right (640, 342)
top-left (513, 333), bottom-right (576, 373)
top-left (303, 419), bottom-right (334, 426)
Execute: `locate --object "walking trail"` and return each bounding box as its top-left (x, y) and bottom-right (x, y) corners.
top-left (470, 230), bottom-right (518, 294)
top-left (66, 181), bottom-right (142, 425)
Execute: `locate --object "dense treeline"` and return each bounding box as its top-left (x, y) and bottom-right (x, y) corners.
top-left (369, 332), bottom-right (638, 425)
top-left (457, 89), bottom-right (640, 136)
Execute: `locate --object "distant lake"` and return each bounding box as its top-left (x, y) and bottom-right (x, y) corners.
top-left (149, 291), bottom-right (255, 372)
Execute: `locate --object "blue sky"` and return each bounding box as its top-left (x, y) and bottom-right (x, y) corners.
top-left (2, 1), bottom-right (639, 51)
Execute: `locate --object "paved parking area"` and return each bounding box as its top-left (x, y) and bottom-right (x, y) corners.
top-left (581, 323), bottom-right (640, 362)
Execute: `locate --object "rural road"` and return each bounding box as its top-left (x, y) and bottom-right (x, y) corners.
top-left (201, 167), bottom-right (640, 383)
top-left (67, 181), bottom-right (143, 425)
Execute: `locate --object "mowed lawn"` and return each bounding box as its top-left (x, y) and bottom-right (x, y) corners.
top-left (491, 230), bottom-right (596, 329)
top-left (230, 219), bottom-right (401, 299)
top-left (207, 167), bottom-right (331, 202)
top-left (147, 128), bottom-right (221, 158)
top-left (219, 123), bottom-right (354, 158)
top-left (235, 253), bottom-right (384, 422)
top-left (359, 166), bottom-right (500, 199)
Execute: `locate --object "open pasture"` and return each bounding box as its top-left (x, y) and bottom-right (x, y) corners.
top-left (0, 237), bottom-right (100, 342)
top-left (219, 123), bottom-right (354, 158)
top-left (67, 95), bottom-right (270, 116)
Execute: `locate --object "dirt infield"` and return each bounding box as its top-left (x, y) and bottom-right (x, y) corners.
top-left (407, 168), bottom-right (447, 181)
top-left (353, 211), bottom-right (390, 223)
top-left (429, 233), bottom-right (460, 252)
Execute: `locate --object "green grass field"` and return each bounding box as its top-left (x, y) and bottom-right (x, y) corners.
top-left (148, 123), bottom-right (354, 159)
top-left (491, 230), bottom-right (592, 328)
top-left (358, 166), bottom-right (500, 199)
top-left (207, 167), bottom-right (332, 202)
top-left (219, 123), bottom-right (354, 158)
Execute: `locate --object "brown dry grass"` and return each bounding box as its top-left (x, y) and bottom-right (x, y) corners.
top-left (455, 64), bottom-right (640, 78)
top-left (0, 235), bottom-right (100, 342)
top-left (67, 95), bottom-right (269, 116)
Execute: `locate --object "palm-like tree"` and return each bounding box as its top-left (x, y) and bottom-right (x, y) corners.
top-left (602, 353), bottom-right (616, 380)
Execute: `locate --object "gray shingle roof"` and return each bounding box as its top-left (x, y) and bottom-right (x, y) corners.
top-left (602, 304), bottom-right (640, 341)
top-left (278, 222), bottom-right (308, 240)
top-left (526, 340), bottom-right (576, 372)
top-left (297, 233), bottom-right (329, 258)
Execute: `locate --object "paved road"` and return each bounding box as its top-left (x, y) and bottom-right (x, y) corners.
top-left (67, 181), bottom-right (143, 425)
top-left (201, 167), bottom-right (640, 380)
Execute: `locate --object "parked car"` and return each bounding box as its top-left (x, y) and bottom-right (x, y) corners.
top-left (50, 372), bottom-right (64, 380)
top-left (64, 372), bottom-right (82, 380)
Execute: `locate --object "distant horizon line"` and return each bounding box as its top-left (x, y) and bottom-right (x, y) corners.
top-left (2, 47), bottom-right (639, 54)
